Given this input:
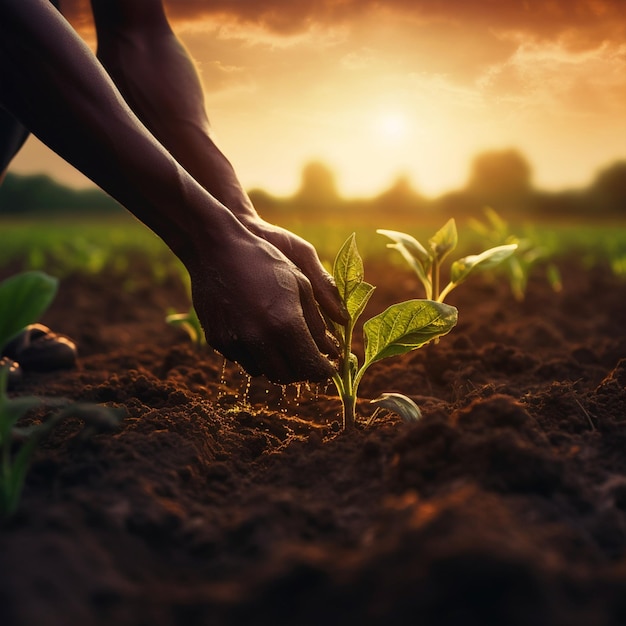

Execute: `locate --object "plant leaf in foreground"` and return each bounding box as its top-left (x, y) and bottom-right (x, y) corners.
top-left (333, 233), bottom-right (363, 302)
top-left (363, 299), bottom-right (458, 367)
top-left (331, 233), bottom-right (375, 343)
top-left (370, 392), bottom-right (422, 423)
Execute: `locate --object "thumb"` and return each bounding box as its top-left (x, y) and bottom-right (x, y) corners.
top-left (306, 264), bottom-right (348, 325)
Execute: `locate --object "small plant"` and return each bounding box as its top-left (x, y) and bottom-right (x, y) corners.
top-left (326, 234), bottom-right (458, 430)
top-left (377, 218), bottom-right (517, 303)
top-left (0, 365), bottom-right (125, 519)
top-left (468, 207), bottom-right (562, 300)
top-left (0, 271), bottom-right (58, 351)
top-left (166, 306), bottom-right (206, 348)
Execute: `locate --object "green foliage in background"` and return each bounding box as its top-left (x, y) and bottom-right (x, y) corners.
top-left (378, 218), bottom-right (517, 303)
top-left (468, 207), bottom-right (562, 300)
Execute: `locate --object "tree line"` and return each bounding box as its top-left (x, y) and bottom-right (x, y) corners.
top-left (1, 149), bottom-right (625, 220)
top-left (0, 172), bottom-right (121, 215)
top-left (250, 150), bottom-right (626, 221)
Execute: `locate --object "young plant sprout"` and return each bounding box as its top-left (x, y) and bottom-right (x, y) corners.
top-left (326, 234), bottom-right (458, 431)
top-left (377, 218), bottom-right (517, 303)
top-left (166, 306), bottom-right (206, 348)
top-left (0, 365), bottom-right (125, 519)
top-left (468, 207), bottom-right (562, 301)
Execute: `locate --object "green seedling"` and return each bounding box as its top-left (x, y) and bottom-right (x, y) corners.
top-left (166, 306), bottom-right (206, 348)
top-left (0, 365), bottom-right (124, 519)
top-left (377, 218), bottom-right (517, 303)
top-left (367, 392), bottom-right (423, 426)
top-left (468, 207), bottom-right (562, 300)
top-left (0, 271), bottom-right (58, 351)
top-left (327, 234), bottom-right (458, 431)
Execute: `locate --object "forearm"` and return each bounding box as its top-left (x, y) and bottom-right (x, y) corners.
top-left (0, 0), bottom-right (237, 258)
top-left (91, 0), bottom-right (259, 224)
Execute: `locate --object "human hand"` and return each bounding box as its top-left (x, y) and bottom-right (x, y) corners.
top-left (241, 218), bottom-right (348, 326)
top-left (185, 226), bottom-right (340, 384)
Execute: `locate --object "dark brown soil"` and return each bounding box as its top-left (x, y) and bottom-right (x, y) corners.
top-left (2, 255), bottom-right (626, 626)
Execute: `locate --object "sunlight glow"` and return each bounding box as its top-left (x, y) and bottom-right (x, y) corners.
top-left (375, 112), bottom-right (410, 142)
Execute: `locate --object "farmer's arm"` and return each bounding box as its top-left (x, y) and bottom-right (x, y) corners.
top-left (89, 0), bottom-right (345, 322)
top-left (0, 0), bottom-right (338, 383)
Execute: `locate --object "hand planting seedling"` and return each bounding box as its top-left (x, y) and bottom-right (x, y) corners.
top-left (326, 234), bottom-right (458, 430)
top-left (0, 365), bottom-right (125, 519)
top-left (377, 218), bottom-right (517, 303)
top-left (468, 207), bottom-right (562, 300)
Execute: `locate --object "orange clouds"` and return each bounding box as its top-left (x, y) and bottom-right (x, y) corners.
top-left (59, 0), bottom-right (626, 49)
top-left (19, 0), bottom-right (622, 197)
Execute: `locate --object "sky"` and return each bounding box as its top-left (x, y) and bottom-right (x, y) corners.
top-left (7, 0), bottom-right (626, 197)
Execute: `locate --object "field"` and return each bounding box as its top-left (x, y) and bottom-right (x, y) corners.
top-left (2, 212), bottom-right (626, 625)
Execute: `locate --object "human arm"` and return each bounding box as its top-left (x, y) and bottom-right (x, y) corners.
top-left (89, 0), bottom-right (347, 323)
top-left (0, 0), bottom-right (337, 383)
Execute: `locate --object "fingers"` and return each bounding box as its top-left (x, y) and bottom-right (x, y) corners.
top-left (197, 272), bottom-right (337, 384)
top-left (212, 320), bottom-right (336, 385)
top-left (189, 230), bottom-right (341, 385)
top-left (280, 236), bottom-right (348, 325)
top-left (253, 224), bottom-right (348, 326)
top-left (295, 273), bottom-right (340, 359)
top-left (306, 265), bottom-right (349, 325)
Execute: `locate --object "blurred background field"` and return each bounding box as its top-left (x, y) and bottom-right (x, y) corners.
top-left (1, 149), bottom-right (626, 283)
top-left (2, 209), bottom-right (626, 282)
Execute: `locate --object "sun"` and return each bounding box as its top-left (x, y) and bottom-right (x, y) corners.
top-left (375, 112), bottom-right (410, 142)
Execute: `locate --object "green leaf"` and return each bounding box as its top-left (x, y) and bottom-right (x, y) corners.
top-left (52, 403), bottom-right (126, 431)
top-left (0, 271), bottom-right (58, 350)
top-left (377, 229), bottom-right (432, 290)
top-left (377, 229), bottom-right (430, 264)
top-left (166, 307), bottom-right (205, 347)
top-left (333, 233), bottom-right (364, 304)
top-left (370, 392), bottom-right (422, 422)
top-left (547, 263), bottom-right (562, 293)
top-left (332, 234), bottom-right (375, 327)
top-left (346, 281), bottom-right (375, 322)
top-left (508, 255), bottom-right (527, 301)
top-left (483, 206), bottom-right (508, 234)
top-left (363, 299), bottom-right (457, 367)
top-left (3, 397), bottom-right (42, 427)
top-left (429, 218), bottom-right (458, 263)
top-left (450, 244), bottom-right (518, 285)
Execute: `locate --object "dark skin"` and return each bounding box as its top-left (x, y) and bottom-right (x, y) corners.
top-left (0, 0), bottom-right (347, 384)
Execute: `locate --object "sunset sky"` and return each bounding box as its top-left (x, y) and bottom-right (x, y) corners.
top-left (8, 0), bottom-right (626, 197)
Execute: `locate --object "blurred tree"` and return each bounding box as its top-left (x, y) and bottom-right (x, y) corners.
top-left (374, 174), bottom-right (425, 214)
top-left (293, 160), bottom-right (341, 210)
top-left (587, 160), bottom-right (626, 214)
top-left (466, 149), bottom-right (533, 209)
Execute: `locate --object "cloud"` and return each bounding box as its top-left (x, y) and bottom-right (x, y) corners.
top-left (478, 39), bottom-right (626, 117)
top-left (59, 0), bottom-right (626, 49)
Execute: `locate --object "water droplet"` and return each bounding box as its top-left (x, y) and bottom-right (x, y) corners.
top-left (242, 374), bottom-right (252, 407)
top-left (217, 358), bottom-right (228, 399)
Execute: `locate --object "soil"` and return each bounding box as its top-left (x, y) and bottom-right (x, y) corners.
top-left (2, 254), bottom-right (626, 626)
